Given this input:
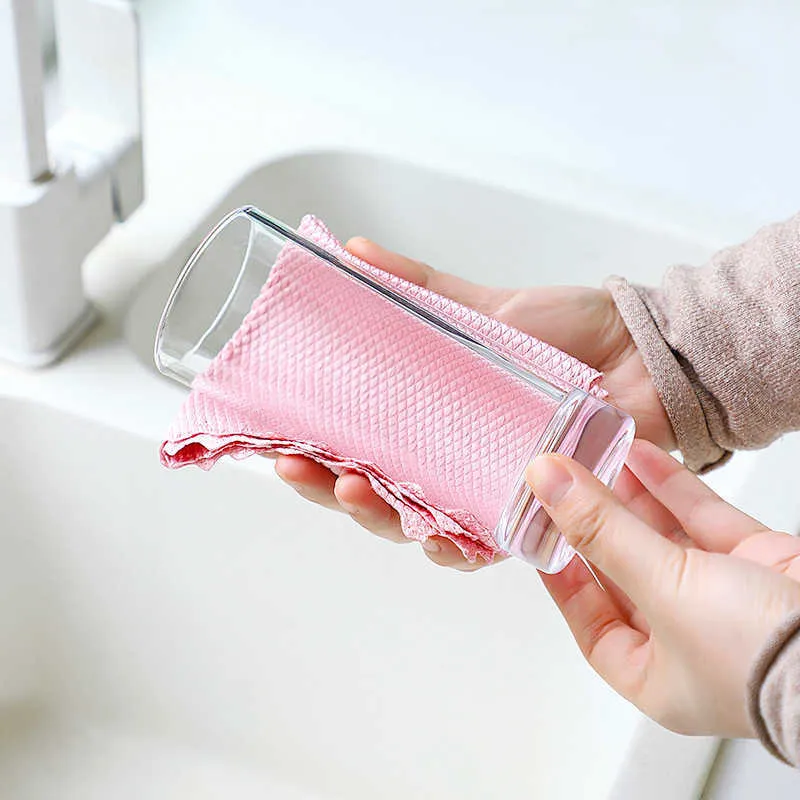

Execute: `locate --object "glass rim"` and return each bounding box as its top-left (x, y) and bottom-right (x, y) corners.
top-left (154, 205), bottom-right (254, 380)
top-left (154, 205), bottom-right (359, 381)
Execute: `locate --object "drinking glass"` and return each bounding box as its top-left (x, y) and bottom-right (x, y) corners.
top-left (155, 207), bottom-right (635, 573)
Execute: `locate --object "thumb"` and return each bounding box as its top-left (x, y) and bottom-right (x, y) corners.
top-left (345, 237), bottom-right (432, 286)
top-left (345, 237), bottom-right (512, 314)
top-left (527, 453), bottom-right (681, 607)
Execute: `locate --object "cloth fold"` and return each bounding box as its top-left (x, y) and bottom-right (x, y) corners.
top-left (161, 215), bottom-right (605, 560)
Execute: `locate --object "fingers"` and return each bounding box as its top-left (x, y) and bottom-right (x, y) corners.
top-left (540, 557), bottom-right (648, 691)
top-left (333, 468), bottom-right (496, 568)
top-left (527, 453), bottom-right (683, 608)
top-left (333, 474), bottom-right (491, 568)
top-left (275, 455), bottom-right (341, 511)
top-left (275, 456), bottom-right (490, 569)
top-left (729, 529), bottom-right (800, 582)
top-left (345, 237), bottom-right (430, 285)
top-left (613, 466), bottom-right (693, 549)
top-left (332, 472), bottom-right (406, 543)
top-left (345, 237), bottom-right (513, 315)
top-left (589, 561), bottom-right (650, 634)
top-left (419, 535), bottom-right (495, 571)
top-left (626, 440), bottom-right (766, 553)
top-left (275, 458), bottom-right (405, 544)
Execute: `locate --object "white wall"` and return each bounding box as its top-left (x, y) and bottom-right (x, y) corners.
top-left (140, 0), bottom-right (800, 230)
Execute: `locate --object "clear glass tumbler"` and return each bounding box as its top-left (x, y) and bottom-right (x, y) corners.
top-left (155, 207), bottom-right (635, 573)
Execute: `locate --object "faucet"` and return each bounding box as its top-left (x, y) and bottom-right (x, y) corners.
top-left (0, 0), bottom-right (143, 366)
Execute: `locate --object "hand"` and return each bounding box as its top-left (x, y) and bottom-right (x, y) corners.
top-left (276, 238), bottom-right (671, 570)
top-left (530, 439), bottom-right (800, 736)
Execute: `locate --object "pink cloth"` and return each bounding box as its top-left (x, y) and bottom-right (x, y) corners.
top-left (161, 216), bottom-right (605, 561)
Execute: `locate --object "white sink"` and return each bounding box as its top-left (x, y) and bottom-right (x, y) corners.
top-left (125, 150), bottom-right (716, 376)
top-left (3, 150), bottom-right (794, 798)
top-left (0, 395), bottom-right (715, 800)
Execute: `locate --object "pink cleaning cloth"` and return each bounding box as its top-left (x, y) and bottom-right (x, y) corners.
top-left (161, 216), bottom-right (605, 561)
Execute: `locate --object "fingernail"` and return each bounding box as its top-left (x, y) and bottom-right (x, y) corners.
top-left (529, 456), bottom-right (573, 505)
top-left (422, 538), bottom-right (441, 553)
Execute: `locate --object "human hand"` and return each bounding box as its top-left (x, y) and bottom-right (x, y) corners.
top-left (276, 238), bottom-right (671, 570)
top-left (530, 439), bottom-right (800, 736)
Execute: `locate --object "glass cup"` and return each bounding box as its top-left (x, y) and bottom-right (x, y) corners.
top-left (155, 206), bottom-right (635, 573)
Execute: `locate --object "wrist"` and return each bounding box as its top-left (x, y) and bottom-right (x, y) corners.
top-left (596, 288), bottom-right (676, 450)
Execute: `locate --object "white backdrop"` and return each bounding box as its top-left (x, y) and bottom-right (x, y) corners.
top-left (140, 0), bottom-right (800, 229)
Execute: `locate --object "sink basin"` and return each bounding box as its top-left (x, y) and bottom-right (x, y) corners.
top-left (5, 150), bottom-right (790, 798)
top-left (0, 395), bottom-right (718, 800)
top-left (125, 150), bottom-right (716, 377)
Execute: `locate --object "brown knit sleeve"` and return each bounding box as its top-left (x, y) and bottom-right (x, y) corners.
top-left (605, 212), bottom-right (800, 472)
top-left (747, 610), bottom-right (800, 767)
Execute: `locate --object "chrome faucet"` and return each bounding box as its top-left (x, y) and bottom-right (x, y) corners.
top-left (0, 0), bottom-right (143, 366)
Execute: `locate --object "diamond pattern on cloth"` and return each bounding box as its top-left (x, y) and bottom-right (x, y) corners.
top-left (161, 215), bottom-right (605, 561)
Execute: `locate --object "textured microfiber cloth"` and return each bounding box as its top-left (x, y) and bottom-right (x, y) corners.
top-left (161, 216), bottom-right (605, 561)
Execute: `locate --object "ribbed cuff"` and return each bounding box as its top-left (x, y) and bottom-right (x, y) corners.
top-left (605, 276), bottom-right (731, 473)
top-left (747, 609), bottom-right (800, 766)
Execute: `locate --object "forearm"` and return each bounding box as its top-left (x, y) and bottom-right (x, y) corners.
top-left (607, 213), bottom-right (800, 472)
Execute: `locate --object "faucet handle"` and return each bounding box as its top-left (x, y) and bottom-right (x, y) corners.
top-left (0, 0), bottom-right (50, 183)
top-left (0, 0), bottom-right (144, 366)
top-left (52, 0), bottom-right (143, 220)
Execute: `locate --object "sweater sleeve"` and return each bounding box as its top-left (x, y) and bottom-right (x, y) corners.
top-left (606, 212), bottom-right (800, 472)
top-left (747, 610), bottom-right (800, 767)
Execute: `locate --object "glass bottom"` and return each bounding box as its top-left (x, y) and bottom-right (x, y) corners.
top-left (494, 389), bottom-right (635, 573)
